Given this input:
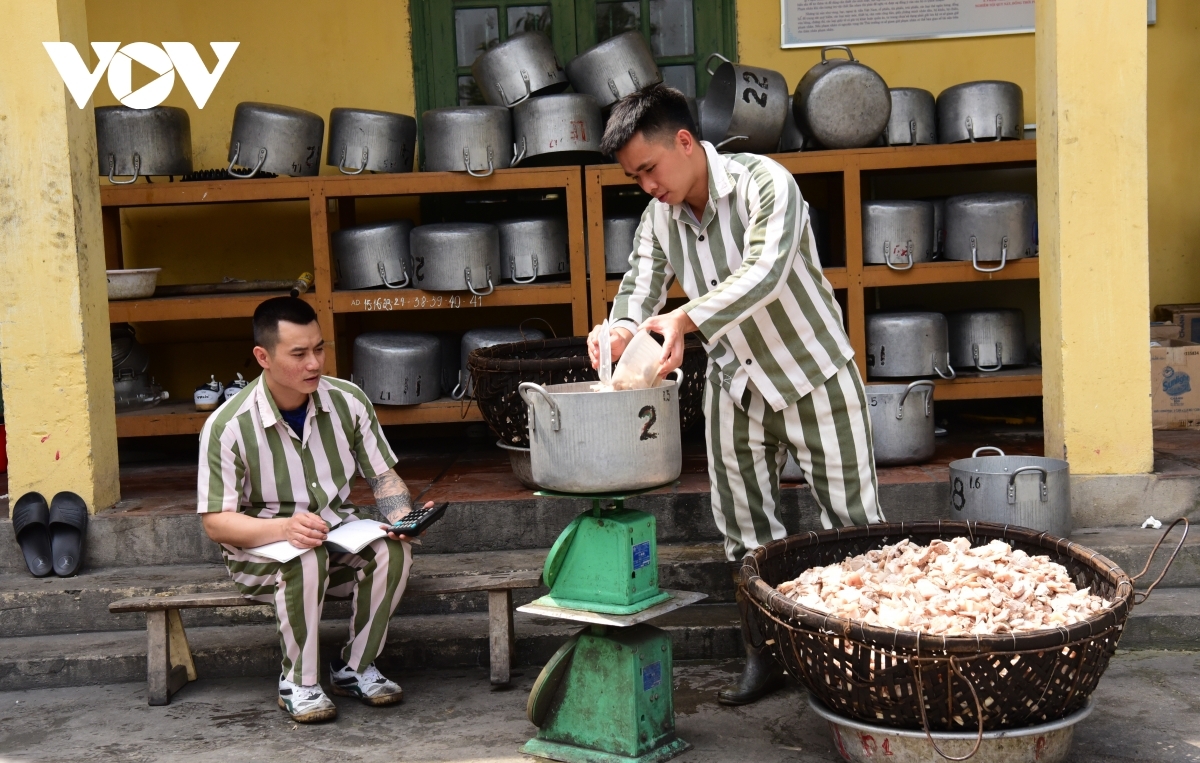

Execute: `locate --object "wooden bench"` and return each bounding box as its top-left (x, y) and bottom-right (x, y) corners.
top-left (109, 570), bottom-right (543, 705)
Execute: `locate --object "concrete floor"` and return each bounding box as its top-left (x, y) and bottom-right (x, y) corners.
top-left (0, 653), bottom-right (1196, 763)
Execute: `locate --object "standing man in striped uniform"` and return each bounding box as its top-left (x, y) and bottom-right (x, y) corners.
top-left (198, 297), bottom-right (430, 723)
top-left (590, 85), bottom-right (885, 705)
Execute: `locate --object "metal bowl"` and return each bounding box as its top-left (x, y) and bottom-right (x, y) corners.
top-left (810, 694), bottom-right (1094, 763)
top-left (497, 440), bottom-right (538, 490)
top-left (106, 268), bottom-right (161, 300)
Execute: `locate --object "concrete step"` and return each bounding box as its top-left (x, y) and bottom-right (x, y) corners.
top-left (0, 602), bottom-right (744, 692)
top-left (1, 481), bottom-right (955, 569)
top-left (0, 543), bottom-right (733, 638)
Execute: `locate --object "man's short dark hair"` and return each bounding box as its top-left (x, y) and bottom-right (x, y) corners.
top-left (600, 84), bottom-right (698, 156)
top-left (253, 296), bottom-right (318, 351)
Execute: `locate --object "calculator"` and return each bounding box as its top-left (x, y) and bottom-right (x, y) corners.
top-left (389, 502), bottom-right (449, 536)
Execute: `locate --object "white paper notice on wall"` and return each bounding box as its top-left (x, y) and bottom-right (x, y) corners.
top-left (781, 0), bottom-right (1156, 47)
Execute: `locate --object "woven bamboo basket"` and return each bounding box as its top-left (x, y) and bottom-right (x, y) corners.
top-left (741, 520), bottom-right (1186, 738)
top-left (468, 336), bottom-right (707, 447)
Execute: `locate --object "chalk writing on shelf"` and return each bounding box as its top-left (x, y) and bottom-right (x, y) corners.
top-left (347, 293), bottom-right (483, 312)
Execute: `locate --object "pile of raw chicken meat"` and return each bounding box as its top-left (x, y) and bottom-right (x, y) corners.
top-left (775, 537), bottom-right (1112, 635)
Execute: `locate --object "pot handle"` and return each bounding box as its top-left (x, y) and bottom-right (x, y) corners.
top-left (510, 255), bottom-right (538, 284)
top-left (377, 260), bottom-right (409, 289)
top-left (966, 114), bottom-right (1005, 143)
top-left (227, 142), bottom-right (267, 179)
top-left (498, 70), bottom-right (533, 107)
top-left (1007, 465), bottom-right (1048, 504)
top-left (932, 352), bottom-right (956, 379)
top-left (896, 380), bottom-right (935, 420)
top-left (971, 446), bottom-right (1006, 458)
top-left (971, 234), bottom-right (1007, 273)
top-left (511, 137), bottom-right (528, 167)
top-left (666, 367), bottom-right (684, 387)
top-left (451, 369), bottom-right (467, 400)
top-left (884, 240), bottom-right (914, 271)
top-left (715, 135), bottom-right (750, 151)
top-left (704, 52), bottom-right (731, 76)
top-left (464, 146), bottom-right (495, 178)
top-left (518, 381), bottom-right (561, 432)
top-left (338, 145), bottom-right (369, 175)
top-left (108, 153), bottom-right (141, 185)
top-left (820, 46), bottom-right (856, 63)
top-left (1130, 517), bottom-right (1189, 605)
top-left (465, 265), bottom-right (495, 296)
top-left (908, 118), bottom-right (918, 146)
top-left (972, 342), bottom-right (1003, 372)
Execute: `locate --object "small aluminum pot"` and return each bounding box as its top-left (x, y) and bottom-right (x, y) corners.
top-left (881, 87), bottom-right (936, 146)
top-left (861, 200), bottom-right (935, 270)
top-left (566, 31), bottom-right (662, 109)
top-left (111, 325), bottom-right (150, 376)
top-left (95, 106), bottom-right (193, 183)
top-left (700, 53), bottom-right (788, 154)
top-left (948, 308), bottom-right (1027, 371)
top-left (497, 218), bottom-right (569, 283)
top-left (333, 219), bottom-right (415, 290)
top-left (410, 222), bottom-right (501, 295)
top-left (227, 102), bottom-right (324, 178)
top-left (511, 94), bottom-right (604, 167)
top-left (937, 80), bottom-right (1024, 143)
top-left (811, 694), bottom-right (1092, 763)
top-left (422, 107), bottom-right (514, 176)
top-left (866, 381), bottom-right (935, 466)
top-left (793, 46), bottom-right (890, 150)
top-left (471, 31), bottom-right (568, 107)
top-left (113, 369), bottom-right (168, 411)
top-left (948, 446), bottom-right (1072, 537)
top-left (452, 326), bottom-right (547, 399)
top-left (866, 311), bottom-right (955, 379)
top-left (351, 332), bottom-right (442, 405)
top-left (604, 214), bottom-right (642, 275)
top-left (519, 370), bottom-right (683, 493)
top-left (943, 192), bottom-right (1037, 272)
top-left (326, 108), bottom-right (416, 174)
top-left (777, 96), bottom-right (804, 152)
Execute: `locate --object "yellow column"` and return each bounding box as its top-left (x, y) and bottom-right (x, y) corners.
top-left (0, 0), bottom-right (120, 510)
top-left (1036, 0), bottom-right (1153, 474)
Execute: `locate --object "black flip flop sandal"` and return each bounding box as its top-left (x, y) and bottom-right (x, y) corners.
top-left (49, 492), bottom-right (89, 577)
top-left (12, 493), bottom-right (53, 578)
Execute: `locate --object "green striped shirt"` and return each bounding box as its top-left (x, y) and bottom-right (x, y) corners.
top-left (610, 142), bottom-right (853, 412)
top-left (197, 374), bottom-right (398, 526)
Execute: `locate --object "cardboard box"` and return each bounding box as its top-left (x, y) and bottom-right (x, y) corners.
top-left (1152, 339), bottom-right (1200, 429)
top-left (1154, 303), bottom-right (1200, 322)
top-left (1151, 322), bottom-right (1181, 341)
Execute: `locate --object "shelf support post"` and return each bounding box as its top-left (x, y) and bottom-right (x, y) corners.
top-left (0, 0), bottom-right (121, 511)
top-left (1036, 0), bottom-right (1152, 473)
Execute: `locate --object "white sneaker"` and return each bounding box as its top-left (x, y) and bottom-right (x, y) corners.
top-left (329, 659), bottom-right (404, 706)
top-left (277, 674), bottom-right (337, 722)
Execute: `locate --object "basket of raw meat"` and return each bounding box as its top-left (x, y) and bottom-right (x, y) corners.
top-left (740, 520), bottom-right (1187, 734)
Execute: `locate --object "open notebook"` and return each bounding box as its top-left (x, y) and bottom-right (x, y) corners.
top-left (248, 519), bottom-right (389, 563)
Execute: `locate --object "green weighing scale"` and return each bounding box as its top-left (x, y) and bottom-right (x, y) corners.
top-left (518, 488), bottom-right (706, 763)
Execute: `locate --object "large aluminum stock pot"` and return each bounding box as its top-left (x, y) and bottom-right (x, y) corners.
top-left (227, 102), bottom-right (324, 178)
top-left (326, 108), bottom-right (416, 174)
top-left (422, 107), bottom-right (514, 176)
top-left (880, 87), bottom-right (936, 146)
top-left (333, 219), bottom-right (414, 290)
top-left (949, 447), bottom-right (1072, 537)
top-left (866, 311), bottom-right (955, 379)
top-left (351, 332), bottom-right (442, 405)
top-left (511, 94), bottom-right (604, 167)
top-left (95, 106), bottom-right (193, 182)
top-left (943, 192), bottom-right (1037, 273)
top-left (861, 200), bottom-right (935, 270)
top-left (566, 31), bottom-right (661, 109)
top-left (700, 53), bottom-right (788, 154)
top-left (519, 371), bottom-right (683, 493)
top-left (471, 31), bottom-right (568, 107)
top-left (866, 381), bottom-right (935, 466)
top-left (937, 80), bottom-right (1024, 143)
top-left (948, 308), bottom-right (1027, 371)
top-left (410, 223), bottom-right (500, 295)
top-left (793, 46), bottom-right (890, 150)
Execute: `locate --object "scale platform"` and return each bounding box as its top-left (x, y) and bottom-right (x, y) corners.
top-left (518, 589), bottom-right (707, 627)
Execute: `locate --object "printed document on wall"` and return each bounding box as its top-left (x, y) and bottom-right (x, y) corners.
top-left (780, 0), bottom-right (1034, 48)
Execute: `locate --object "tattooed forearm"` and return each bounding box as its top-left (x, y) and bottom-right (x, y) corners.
top-left (365, 469), bottom-right (413, 524)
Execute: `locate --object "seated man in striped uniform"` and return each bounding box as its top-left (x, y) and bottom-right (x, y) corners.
top-left (589, 85), bottom-right (886, 705)
top-left (198, 297), bottom-right (429, 723)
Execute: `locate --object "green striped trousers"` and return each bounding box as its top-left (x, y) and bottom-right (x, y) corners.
top-left (222, 532), bottom-right (412, 685)
top-left (706, 361), bottom-right (885, 561)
